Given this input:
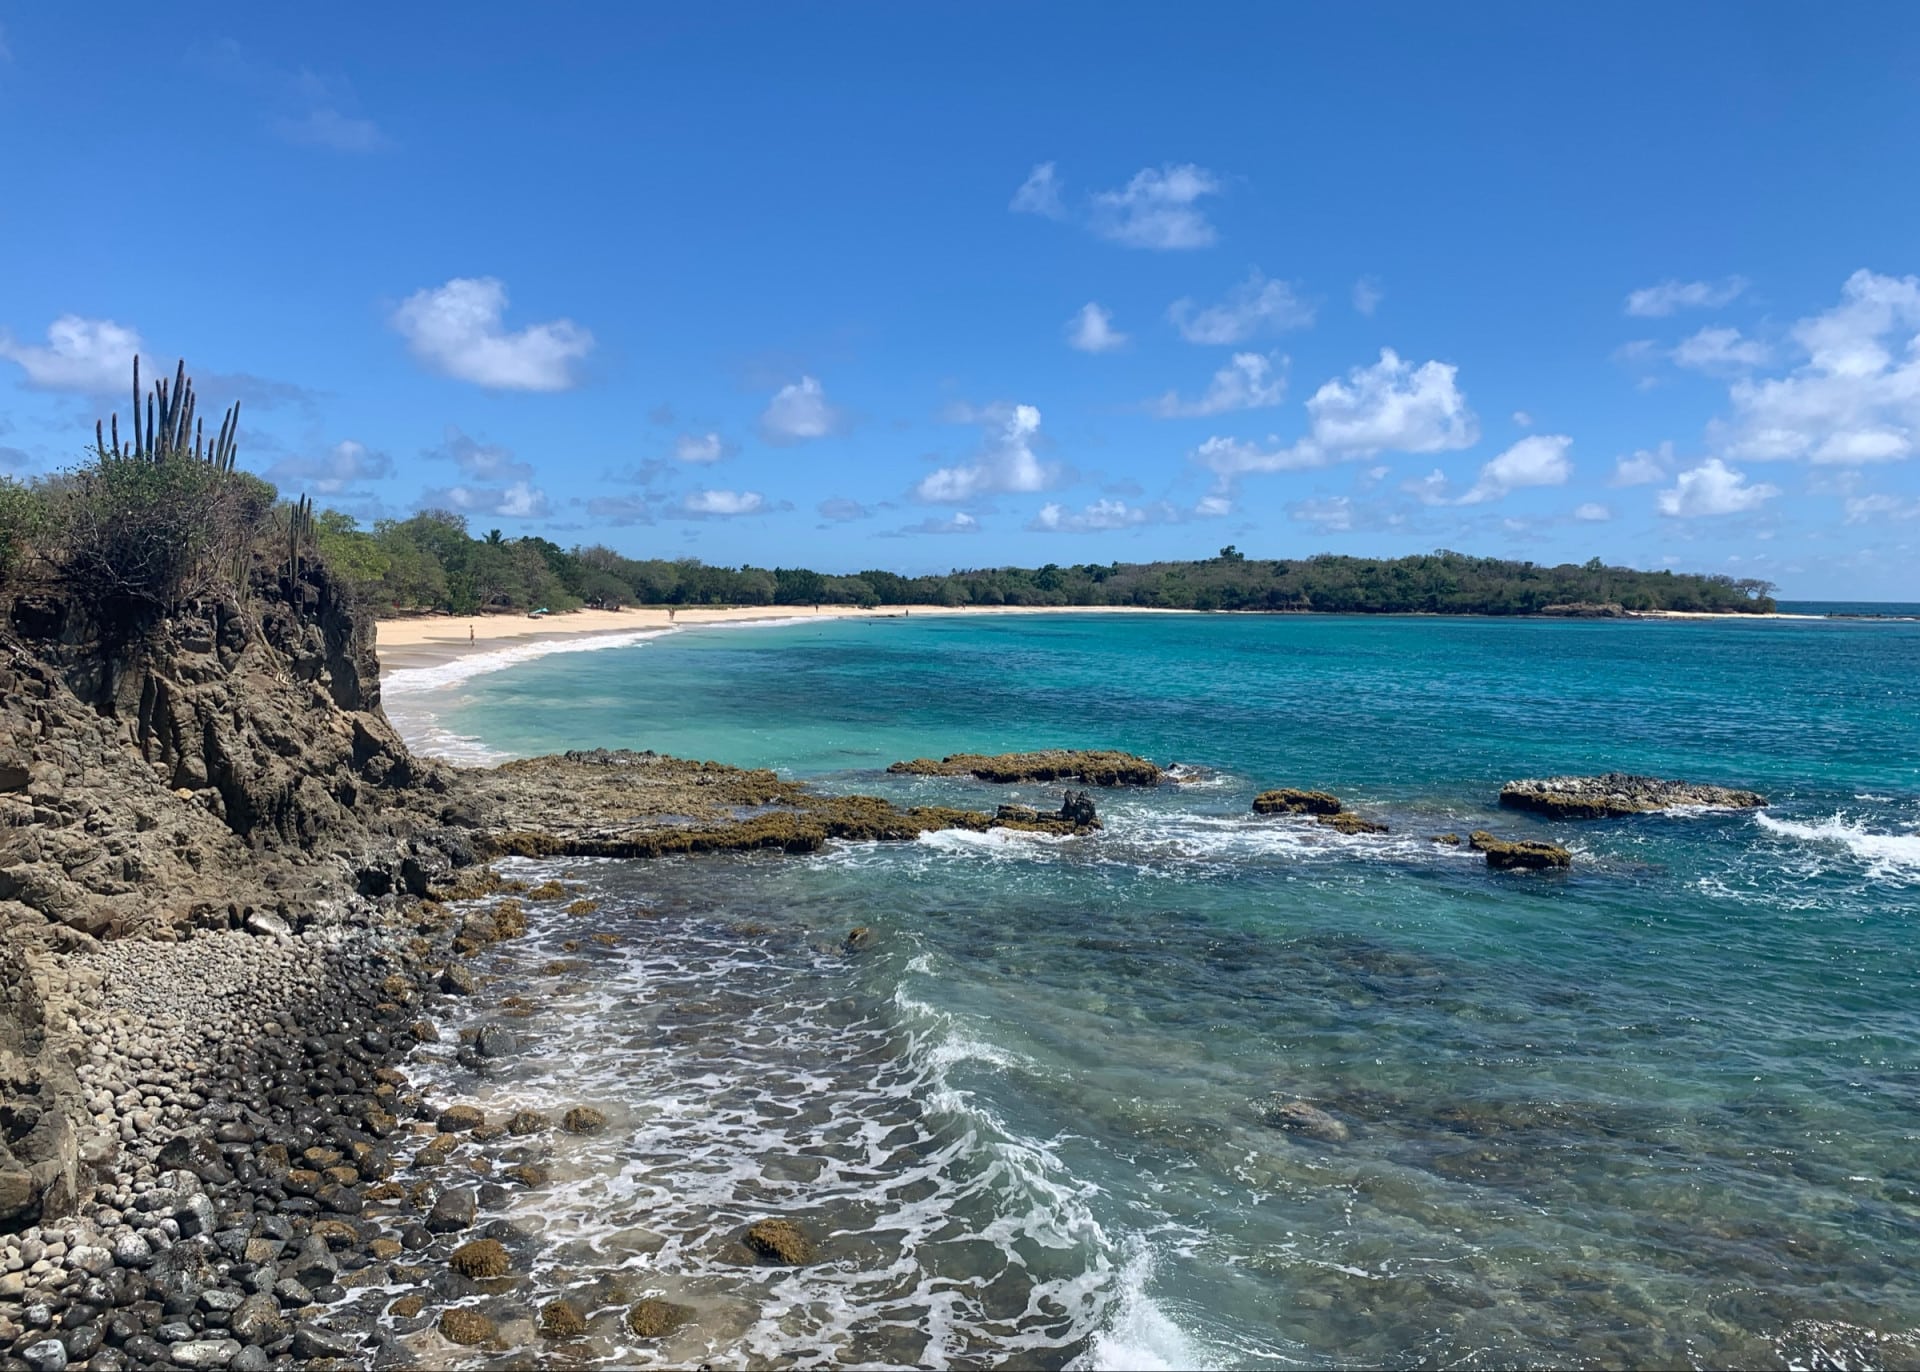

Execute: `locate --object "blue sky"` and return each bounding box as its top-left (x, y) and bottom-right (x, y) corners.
top-left (3, 3), bottom-right (1919, 598)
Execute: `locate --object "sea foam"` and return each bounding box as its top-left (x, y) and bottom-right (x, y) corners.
top-left (1755, 811), bottom-right (1920, 879)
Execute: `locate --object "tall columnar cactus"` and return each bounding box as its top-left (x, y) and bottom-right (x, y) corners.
top-left (99, 355), bottom-right (241, 469)
top-left (285, 493), bottom-right (314, 597)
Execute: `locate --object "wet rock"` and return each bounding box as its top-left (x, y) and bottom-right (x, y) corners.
top-left (744, 1218), bottom-right (814, 1265)
top-left (227, 1293), bottom-right (287, 1348)
top-left (289, 1322), bottom-right (360, 1361)
top-left (504, 1110), bottom-right (550, 1135)
top-left (844, 926), bottom-right (874, 951)
top-left (539, 1299), bottom-right (587, 1338)
top-left (1259, 1098), bottom-right (1351, 1143)
top-left (887, 749), bottom-right (1162, 787)
top-left (448, 1239), bottom-right (510, 1278)
top-left (167, 1338), bottom-right (242, 1368)
top-left (436, 1105), bottom-right (484, 1133)
top-left (1469, 830), bottom-right (1573, 871)
top-left (1432, 833), bottom-right (1462, 845)
top-left (439, 964), bottom-right (477, 996)
top-left (426, 1187), bottom-right (477, 1233)
top-left (21, 1338), bottom-right (69, 1372)
top-left (1317, 811), bottom-right (1389, 835)
top-left (1251, 788), bottom-right (1343, 816)
top-left (561, 1107), bottom-right (608, 1135)
top-left (388, 1294), bottom-right (426, 1319)
top-left (475, 1026), bottom-right (517, 1058)
top-left (1498, 772), bottom-right (1766, 819)
top-left (625, 1299), bottom-right (692, 1339)
top-left (437, 1308), bottom-right (495, 1346)
top-left (501, 1164), bottom-right (550, 1189)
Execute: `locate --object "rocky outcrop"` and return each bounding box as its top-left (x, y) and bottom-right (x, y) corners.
top-left (1470, 831), bottom-right (1572, 870)
top-left (888, 749), bottom-right (1162, 787)
top-left (1537, 602), bottom-right (1626, 618)
top-left (1251, 788), bottom-right (1389, 835)
top-left (1499, 773), bottom-right (1766, 819)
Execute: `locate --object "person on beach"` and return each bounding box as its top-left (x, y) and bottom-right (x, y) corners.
top-left (469, 625), bottom-right (474, 644)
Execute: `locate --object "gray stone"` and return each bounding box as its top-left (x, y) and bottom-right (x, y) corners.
top-left (230, 1348), bottom-right (269, 1372)
top-left (290, 1322), bottom-right (361, 1360)
top-left (243, 911), bottom-right (291, 938)
top-left (197, 1287), bottom-right (244, 1313)
top-left (21, 1338), bottom-right (69, 1372)
top-left (229, 1292), bottom-right (287, 1347)
top-left (475, 1026), bottom-right (517, 1058)
top-left (169, 1338), bottom-right (242, 1369)
top-left (111, 1232), bottom-right (154, 1268)
top-left (425, 1187), bottom-right (476, 1233)
top-left (66, 1244), bottom-right (114, 1275)
top-left (272, 1277), bottom-right (313, 1307)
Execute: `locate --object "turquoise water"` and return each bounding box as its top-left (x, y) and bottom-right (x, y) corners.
top-left (386, 613), bottom-right (1920, 1368)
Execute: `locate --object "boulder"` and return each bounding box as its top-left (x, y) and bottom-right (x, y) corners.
top-left (1259, 1098), bottom-right (1351, 1143)
top-left (425, 1187), bottom-right (477, 1233)
top-left (744, 1218), bottom-right (814, 1265)
top-left (539, 1299), bottom-right (587, 1338)
top-left (1498, 773), bottom-right (1765, 819)
top-left (438, 1309), bottom-right (495, 1346)
top-left (448, 1238), bottom-right (510, 1278)
top-left (1316, 811), bottom-right (1388, 835)
top-left (561, 1106), bottom-right (608, 1135)
top-left (1251, 789), bottom-right (1343, 816)
top-left (1469, 831), bottom-right (1572, 871)
top-left (626, 1299), bottom-right (692, 1339)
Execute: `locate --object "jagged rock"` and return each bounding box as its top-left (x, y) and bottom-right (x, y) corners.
top-left (1251, 789), bottom-right (1343, 816)
top-left (887, 749), bottom-right (1161, 787)
top-left (505, 1109), bottom-right (550, 1135)
top-left (1498, 773), bottom-right (1766, 819)
top-left (744, 1217), bottom-right (814, 1264)
top-left (562, 1106), bottom-right (608, 1135)
top-left (1470, 831), bottom-right (1573, 870)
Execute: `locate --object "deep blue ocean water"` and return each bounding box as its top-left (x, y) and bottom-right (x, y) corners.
top-left (385, 612), bottom-right (1920, 1368)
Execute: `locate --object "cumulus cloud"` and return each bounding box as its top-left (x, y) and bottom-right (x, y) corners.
top-left (1151, 352), bottom-right (1287, 418)
top-left (1289, 496), bottom-right (1355, 531)
top-left (1656, 458), bottom-right (1779, 517)
top-left (1454, 434), bottom-right (1574, 505)
top-left (1168, 270), bottom-right (1314, 344)
top-left (1717, 270), bottom-right (1920, 466)
top-left (1010, 162), bottom-right (1065, 219)
top-left (1089, 164), bottom-right (1223, 250)
top-left (1612, 442), bottom-right (1673, 486)
top-left (1191, 348), bottom-right (1478, 484)
top-left (1028, 498), bottom-right (1151, 532)
top-left (1066, 302), bottom-right (1127, 353)
top-left (426, 480), bottom-right (550, 519)
top-left (675, 489), bottom-right (766, 518)
top-left (759, 375), bottom-right (843, 444)
top-left (0, 315), bottom-right (143, 392)
top-left (391, 277), bottom-right (593, 391)
top-left (672, 432), bottom-right (734, 464)
top-left (915, 402), bottom-right (1060, 503)
top-left (265, 440), bottom-right (393, 495)
top-left (1573, 502), bottom-right (1613, 522)
top-left (1672, 325), bottom-right (1771, 373)
top-left (1352, 277), bottom-right (1383, 317)
top-left (1624, 276), bottom-right (1750, 317)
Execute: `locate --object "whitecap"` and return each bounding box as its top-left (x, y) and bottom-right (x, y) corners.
top-left (1754, 811), bottom-right (1920, 880)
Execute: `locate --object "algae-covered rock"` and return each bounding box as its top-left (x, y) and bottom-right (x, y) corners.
top-left (744, 1217), bottom-right (815, 1264)
top-left (562, 1106), bottom-right (609, 1134)
top-left (1469, 830), bottom-right (1572, 870)
top-left (1259, 1097), bottom-right (1351, 1142)
top-left (1498, 773), bottom-right (1765, 819)
top-left (438, 1308), bottom-right (496, 1346)
top-left (1432, 833), bottom-right (1462, 845)
top-left (437, 1105), bottom-right (484, 1133)
top-left (1251, 788), bottom-right (1344, 816)
top-left (540, 1299), bottom-right (587, 1338)
top-left (887, 749), bottom-right (1162, 787)
top-left (449, 1238), bottom-right (511, 1277)
top-left (626, 1298), bottom-right (694, 1338)
top-left (1317, 811), bottom-right (1388, 835)
top-left (506, 1109), bottom-right (551, 1135)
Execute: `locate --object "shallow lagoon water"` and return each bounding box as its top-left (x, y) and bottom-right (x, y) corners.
top-left (390, 612), bottom-right (1920, 1367)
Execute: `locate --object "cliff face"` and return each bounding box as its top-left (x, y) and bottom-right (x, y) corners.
top-left (0, 560), bottom-right (458, 1226)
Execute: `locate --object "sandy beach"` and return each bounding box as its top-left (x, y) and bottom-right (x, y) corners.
top-left (373, 603), bottom-right (1192, 671)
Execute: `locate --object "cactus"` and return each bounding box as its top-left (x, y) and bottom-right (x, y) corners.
top-left (284, 493), bottom-right (314, 598)
top-left (101, 356), bottom-right (241, 469)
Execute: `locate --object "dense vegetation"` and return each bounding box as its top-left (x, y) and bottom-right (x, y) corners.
top-left (0, 359), bottom-right (1778, 623)
top-left (316, 517), bottom-right (1775, 615)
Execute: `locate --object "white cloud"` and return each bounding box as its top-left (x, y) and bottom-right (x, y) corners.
top-left (1456, 434), bottom-right (1574, 505)
top-left (817, 497), bottom-right (872, 523)
top-left (1611, 442), bottom-right (1673, 486)
top-left (1010, 162), bottom-right (1064, 219)
top-left (915, 402), bottom-right (1058, 503)
top-left (1029, 498), bottom-right (1150, 532)
top-left (1624, 276), bottom-right (1749, 318)
top-left (1573, 502), bottom-right (1612, 522)
top-left (1352, 277), bottom-right (1383, 317)
top-left (0, 315), bottom-right (143, 392)
top-left (430, 480), bottom-right (551, 519)
top-left (1090, 164), bottom-right (1222, 250)
top-left (759, 375), bottom-right (843, 444)
top-left (391, 277), bottom-right (592, 391)
top-left (1303, 349), bottom-right (1478, 455)
top-left (266, 440), bottom-right (392, 495)
top-left (673, 432), bottom-right (733, 464)
top-left (1512, 410), bottom-right (1534, 428)
top-left (1716, 270), bottom-right (1920, 467)
top-left (1844, 493), bottom-right (1920, 523)
top-left (1191, 348), bottom-right (1478, 483)
top-left (679, 489), bottom-right (765, 517)
top-left (1066, 302), bottom-right (1127, 353)
top-left (1151, 352), bottom-right (1287, 418)
top-left (1656, 458), bottom-right (1779, 517)
top-left (898, 511), bottom-right (981, 535)
top-left (1672, 325), bottom-right (1771, 373)
top-left (1194, 494), bottom-right (1232, 518)
top-left (1290, 496), bottom-right (1354, 531)
top-left (1168, 270), bottom-right (1313, 344)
